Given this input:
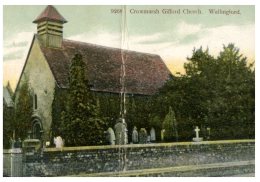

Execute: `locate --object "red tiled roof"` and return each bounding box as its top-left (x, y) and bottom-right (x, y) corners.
top-left (40, 37), bottom-right (171, 95)
top-left (33, 5), bottom-right (67, 23)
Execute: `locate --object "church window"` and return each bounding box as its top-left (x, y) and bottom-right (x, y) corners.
top-left (32, 120), bottom-right (43, 139)
top-left (34, 94), bottom-right (37, 110)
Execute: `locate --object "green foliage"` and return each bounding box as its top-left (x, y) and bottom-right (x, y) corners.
top-left (94, 93), bottom-right (152, 142)
top-left (14, 79), bottom-right (33, 140)
top-left (50, 44), bottom-right (254, 145)
top-left (3, 82), bottom-right (15, 148)
top-left (60, 53), bottom-right (106, 146)
top-left (162, 106), bottom-right (178, 141)
top-left (51, 86), bottom-right (67, 143)
top-left (153, 44), bottom-right (254, 140)
top-left (3, 105), bottom-right (14, 148)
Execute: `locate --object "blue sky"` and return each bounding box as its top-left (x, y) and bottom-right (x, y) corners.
top-left (3, 5), bottom-right (255, 89)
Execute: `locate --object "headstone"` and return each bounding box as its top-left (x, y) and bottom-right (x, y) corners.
top-left (106, 127), bottom-right (116, 145)
top-left (150, 127), bottom-right (156, 142)
top-left (54, 136), bottom-right (64, 148)
top-left (139, 128), bottom-right (147, 144)
top-left (147, 135), bottom-right (151, 143)
top-left (132, 126), bottom-right (139, 144)
top-left (192, 126), bottom-right (203, 142)
top-left (114, 118), bottom-right (128, 145)
top-left (161, 129), bottom-right (165, 141)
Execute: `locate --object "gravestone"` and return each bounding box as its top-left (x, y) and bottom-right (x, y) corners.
top-left (139, 128), bottom-right (147, 144)
top-left (150, 127), bottom-right (156, 142)
top-left (54, 136), bottom-right (64, 148)
top-left (147, 135), bottom-right (151, 143)
top-left (114, 118), bottom-right (128, 145)
top-left (132, 126), bottom-right (139, 144)
top-left (106, 127), bottom-right (116, 145)
top-left (192, 126), bottom-right (203, 142)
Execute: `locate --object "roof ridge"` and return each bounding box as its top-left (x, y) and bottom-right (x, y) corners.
top-left (63, 38), bottom-right (160, 58)
top-left (33, 5), bottom-right (67, 23)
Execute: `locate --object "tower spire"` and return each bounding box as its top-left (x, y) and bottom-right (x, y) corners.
top-left (33, 5), bottom-right (67, 48)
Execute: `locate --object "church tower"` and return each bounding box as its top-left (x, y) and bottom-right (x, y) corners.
top-left (33, 5), bottom-right (67, 48)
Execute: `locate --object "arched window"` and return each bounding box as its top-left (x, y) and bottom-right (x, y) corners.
top-left (32, 120), bottom-right (43, 139)
top-left (34, 94), bottom-right (37, 110)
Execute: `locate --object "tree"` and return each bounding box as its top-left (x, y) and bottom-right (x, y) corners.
top-left (14, 79), bottom-right (33, 140)
top-left (162, 106), bottom-right (178, 141)
top-left (3, 103), bottom-right (14, 148)
top-left (210, 44), bottom-right (255, 139)
top-left (51, 86), bottom-right (67, 144)
top-left (61, 53), bottom-right (106, 146)
top-left (3, 83), bottom-right (15, 148)
top-left (152, 44), bottom-right (254, 141)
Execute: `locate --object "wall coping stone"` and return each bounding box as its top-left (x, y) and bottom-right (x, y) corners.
top-left (3, 148), bottom-right (23, 154)
top-left (43, 139), bottom-right (255, 152)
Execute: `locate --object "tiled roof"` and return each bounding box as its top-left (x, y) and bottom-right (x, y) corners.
top-left (33, 5), bottom-right (67, 23)
top-left (40, 37), bottom-right (171, 95)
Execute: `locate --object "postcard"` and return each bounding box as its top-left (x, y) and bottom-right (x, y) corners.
top-left (3, 5), bottom-right (255, 177)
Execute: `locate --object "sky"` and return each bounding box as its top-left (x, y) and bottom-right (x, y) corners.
top-left (3, 5), bottom-right (255, 90)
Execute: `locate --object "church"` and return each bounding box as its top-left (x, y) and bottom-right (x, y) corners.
top-left (14, 5), bottom-right (171, 143)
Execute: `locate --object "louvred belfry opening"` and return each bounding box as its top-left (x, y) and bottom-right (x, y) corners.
top-left (33, 5), bottom-right (67, 48)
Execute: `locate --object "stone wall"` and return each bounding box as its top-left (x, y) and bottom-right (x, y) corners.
top-left (21, 139), bottom-right (254, 176)
top-left (3, 149), bottom-right (23, 177)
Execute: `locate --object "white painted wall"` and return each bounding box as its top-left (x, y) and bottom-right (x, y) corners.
top-left (15, 36), bottom-right (56, 142)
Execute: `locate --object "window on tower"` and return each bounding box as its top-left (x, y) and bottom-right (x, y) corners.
top-left (34, 94), bottom-right (37, 110)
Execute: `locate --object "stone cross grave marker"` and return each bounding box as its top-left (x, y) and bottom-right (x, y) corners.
top-left (192, 126), bottom-right (203, 142)
top-left (132, 126), bottom-right (139, 144)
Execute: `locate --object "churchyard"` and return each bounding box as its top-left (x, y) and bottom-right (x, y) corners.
top-left (3, 5), bottom-right (254, 177)
top-left (3, 45), bottom-right (255, 177)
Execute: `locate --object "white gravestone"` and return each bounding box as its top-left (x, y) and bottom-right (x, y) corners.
top-left (132, 126), bottom-right (139, 144)
top-left (114, 118), bottom-right (128, 145)
top-left (150, 127), bottom-right (156, 142)
top-left (54, 136), bottom-right (64, 148)
top-left (107, 127), bottom-right (116, 145)
top-left (192, 126), bottom-right (203, 142)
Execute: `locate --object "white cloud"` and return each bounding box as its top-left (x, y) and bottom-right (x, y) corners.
top-left (176, 21), bottom-right (203, 37)
top-left (3, 31), bottom-right (34, 90)
top-left (128, 33), bottom-right (163, 44)
top-left (4, 31), bottom-right (34, 60)
top-left (68, 31), bottom-right (122, 49)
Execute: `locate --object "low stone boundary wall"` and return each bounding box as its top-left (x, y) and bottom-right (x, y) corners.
top-left (4, 139), bottom-right (255, 177)
top-left (3, 148), bottom-right (23, 177)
